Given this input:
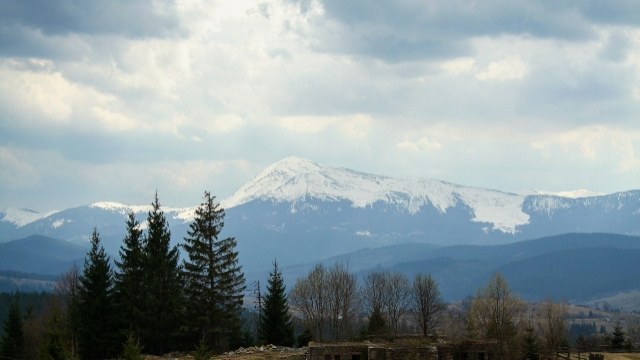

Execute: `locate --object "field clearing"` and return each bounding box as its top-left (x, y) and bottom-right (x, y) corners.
top-left (559, 354), bottom-right (640, 360)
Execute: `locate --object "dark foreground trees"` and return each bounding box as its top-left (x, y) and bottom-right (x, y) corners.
top-left (182, 191), bottom-right (245, 352)
top-left (141, 193), bottom-right (183, 355)
top-left (0, 292), bottom-right (24, 358)
top-left (114, 211), bottom-right (145, 338)
top-left (259, 261), bottom-right (294, 346)
top-left (78, 228), bottom-right (117, 359)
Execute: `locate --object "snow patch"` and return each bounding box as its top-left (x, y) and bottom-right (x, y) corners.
top-left (90, 201), bottom-right (196, 223)
top-left (52, 218), bottom-right (69, 229)
top-left (1, 208), bottom-right (54, 227)
top-left (531, 189), bottom-right (604, 199)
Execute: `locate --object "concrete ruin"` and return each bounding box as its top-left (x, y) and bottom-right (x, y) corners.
top-left (308, 340), bottom-right (495, 360)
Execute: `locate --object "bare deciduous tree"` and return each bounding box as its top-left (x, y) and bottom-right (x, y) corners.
top-left (326, 262), bottom-right (359, 340)
top-left (538, 299), bottom-right (567, 357)
top-left (290, 264), bottom-right (328, 341)
top-left (383, 272), bottom-right (411, 336)
top-left (411, 273), bottom-right (445, 337)
top-left (470, 273), bottom-right (525, 359)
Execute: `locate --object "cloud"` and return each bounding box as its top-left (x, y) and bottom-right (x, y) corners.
top-left (475, 56), bottom-right (528, 81)
top-left (0, 0), bottom-right (180, 38)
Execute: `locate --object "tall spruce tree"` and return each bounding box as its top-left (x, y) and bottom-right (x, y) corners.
top-left (78, 228), bottom-right (117, 359)
top-left (0, 292), bottom-right (24, 359)
top-left (115, 211), bottom-right (145, 337)
top-left (258, 261), bottom-right (294, 346)
top-left (182, 191), bottom-right (245, 352)
top-left (141, 193), bottom-right (183, 355)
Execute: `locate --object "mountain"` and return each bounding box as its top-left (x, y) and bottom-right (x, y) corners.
top-left (0, 234), bottom-right (87, 275)
top-left (279, 233), bottom-right (640, 304)
top-left (1, 157), bottom-right (640, 275)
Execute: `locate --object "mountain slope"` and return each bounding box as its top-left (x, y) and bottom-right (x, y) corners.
top-left (273, 233), bottom-right (640, 303)
top-left (0, 235), bottom-right (87, 275)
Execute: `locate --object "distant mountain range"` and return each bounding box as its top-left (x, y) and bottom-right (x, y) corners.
top-left (1, 157), bottom-right (640, 303)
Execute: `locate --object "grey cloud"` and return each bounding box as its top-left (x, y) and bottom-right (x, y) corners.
top-left (0, 0), bottom-right (180, 38)
top-left (577, 0), bottom-right (640, 26)
top-left (312, 0), bottom-right (595, 62)
top-left (518, 63), bottom-right (638, 124)
top-left (600, 31), bottom-right (632, 63)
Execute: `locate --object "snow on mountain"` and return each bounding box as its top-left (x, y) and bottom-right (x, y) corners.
top-left (1, 208), bottom-right (53, 227)
top-left (223, 157), bottom-right (530, 233)
top-left (531, 189), bottom-right (604, 199)
top-left (89, 201), bottom-right (196, 223)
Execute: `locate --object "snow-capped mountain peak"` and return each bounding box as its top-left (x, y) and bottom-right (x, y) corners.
top-left (222, 157), bottom-right (530, 233)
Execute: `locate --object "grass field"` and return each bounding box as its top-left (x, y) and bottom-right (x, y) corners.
top-left (560, 354), bottom-right (640, 360)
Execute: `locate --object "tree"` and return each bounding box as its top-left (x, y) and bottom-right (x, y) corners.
top-left (259, 260), bottom-right (294, 346)
top-left (411, 273), bottom-right (445, 337)
top-left (367, 305), bottom-right (387, 337)
top-left (115, 211), bottom-right (146, 338)
top-left (78, 228), bottom-right (118, 359)
top-left (522, 321), bottom-right (539, 360)
top-left (0, 292), bottom-right (24, 359)
top-left (383, 272), bottom-right (411, 336)
top-left (290, 264), bottom-right (328, 341)
top-left (56, 264), bottom-right (81, 358)
top-left (361, 270), bottom-right (410, 337)
top-left (538, 300), bottom-right (567, 357)
top-left (141, 193), bottom-right (183, 355)
top-left (610, 322), bottom-right (626, 349)
top-left (326, 262), bottom-right (359, 340)
top-left (182, 191), bottom-right (245, 351)
top-left (40, 298), bottom-right (70, 360)
top-left (470, 273), bottom-right (525, 359)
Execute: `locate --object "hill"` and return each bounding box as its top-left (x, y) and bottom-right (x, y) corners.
top-left (0, 234), bottom-right (86, 275)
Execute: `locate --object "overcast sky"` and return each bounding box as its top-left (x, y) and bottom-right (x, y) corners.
top-left (1, 0), bottom-right (640, 211)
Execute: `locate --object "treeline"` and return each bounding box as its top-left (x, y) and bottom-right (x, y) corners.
top-left (0, 191), bottom-right (246, 359)
top-left (287, 265), bottom-right (637, 359)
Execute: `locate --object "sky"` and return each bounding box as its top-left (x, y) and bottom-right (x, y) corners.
top-left (1, 0), bottom-right (640, 211)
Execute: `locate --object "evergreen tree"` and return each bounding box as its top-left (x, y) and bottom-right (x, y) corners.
top-left (611, 322), bottom-right (626, 349)
top-left (0, 292), bottom-right (24, 359)
top-left (182, 191), bottom-right (245, 352)
top-left (367, 305), bottom-right (388, 337)
top-left (40, 299), bottom-right (70, 360)
top-left (115, 211), bottom-right (145, 337)
top-left (78, 228), bottom-right (117, 359)
top-left (141, 193), bottom-right (183, 355)
top-left (258, 261), bottom-right (294, 346)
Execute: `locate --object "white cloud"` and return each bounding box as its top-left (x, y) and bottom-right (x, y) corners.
top-left (475, 56), bottom-right (528, 81)
top-left (397, 137), bottom-right (443, 152)
top-left (0, 147), bottom-right (41, 188)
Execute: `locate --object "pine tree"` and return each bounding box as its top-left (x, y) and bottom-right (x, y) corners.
top-left (0, 292), bottom-right (24, 359)
top-left (611, 322), bottom-right (626, 349)
top-left (367, 305), bottom-right (387, 337)
top-left (141, 193), bottom-right (183, 355)
top-left (40, 298), bottom-right (70, 360)
top-left (78, 228), bottom-right (117, 359)
top-left (115, 211), bottom-right (145, 337)
top-left (259, 261), bottom-right (294, 346)
top-left (182, 191), bottom-right (245, 352)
